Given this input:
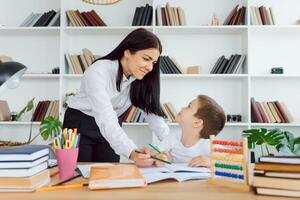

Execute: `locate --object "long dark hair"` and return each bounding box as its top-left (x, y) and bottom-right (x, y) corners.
top-left (93, 28), bottom-right (165, 117)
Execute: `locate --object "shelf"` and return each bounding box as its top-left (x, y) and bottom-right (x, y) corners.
top-left (62, 74), bottom-right (248, 79)
top-left (0, 122), bottom-right (41, 125)
top-left (122, 122), bottom-right (248, 127)
top-left (0, 27), bottom-right (60, 34)
top-left (250, 123), bottom-right (300, 127)
top-left (62, 74), bottom-right (83, 78)
top-left (160, 74), bottom-right (248, 79)
top-left (63, 26), bottom-right (153, 34)
top-left (154, 26), bottom-right (248, 34)
top-left (250, 75), bottom-right (300, 79)
top-left (23, 74), bottom-right (60, 78)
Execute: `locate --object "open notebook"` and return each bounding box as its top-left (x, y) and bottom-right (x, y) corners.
top-left (139, 163), bottom-right (211, 183)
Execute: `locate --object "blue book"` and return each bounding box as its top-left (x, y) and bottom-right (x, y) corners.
top-left (0, 145), bottom-right (49, 161)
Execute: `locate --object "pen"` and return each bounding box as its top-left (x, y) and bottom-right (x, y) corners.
top-left (35, 182), bottom-right (88, 192)
top-left (148, 144), bottom-right (162, 154)
top-left (135, 150), bottom-right (172, 165)
top-left (53, 174), bottom-right (81, 186)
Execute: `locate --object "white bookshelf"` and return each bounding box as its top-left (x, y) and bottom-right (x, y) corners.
top-left (1, 0), bottom-right (300, 150)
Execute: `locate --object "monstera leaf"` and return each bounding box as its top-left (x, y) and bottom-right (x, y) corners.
top-left (243, 128), bottom-right (285, 154)
top-left (39, 116), bottom-right (62, 140)
top-left (282, 131), bottom-right (300, 155)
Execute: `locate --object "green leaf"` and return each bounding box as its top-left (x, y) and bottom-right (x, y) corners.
top-left (16, 98), bottom-right (35, 121)
top-left (39, 116), bottom-right (62, 140)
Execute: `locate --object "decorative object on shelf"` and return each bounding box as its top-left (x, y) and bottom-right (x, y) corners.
top-left (271, 67), bottom-right (283, 74)
top-left (0, 61), bottom-right (27, 94)
top-left (0, 100), bottom-right (11, 121)
top-left (10, 111), bottom-right (17, 121)
top-left (242, 128), bottom-right (300, 156)
top-left (226, 114), bottom-right (242, 122)
top-left (211, 13), bottom-right (219, 26)
top-left (16, 98), bottom-right (35, 121)
top-left (186, 66), bottom-right (202, 74)
top-left (208, 135), bottom-right (251, 191)
top-left (81, 0), bottom-right (121, 5)
top-left (52, 67), bottom-right (60, 74)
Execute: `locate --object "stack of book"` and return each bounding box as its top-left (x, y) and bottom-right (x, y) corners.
top-left (19, 10), bottom-right (60, 27)
top-left (156, 2), bottom-right (186, 26)
top-left (0, 145), bottom-right (50, 192)
top-left (251, 97), bottom-right (294, 123)
top-left (132, 4), bottom-right (153, 26)
top-left (250, 6), bottom-right (276, 25)
top-left (253, 156), bottom-right (300, 198)
top-left (32, 100), bottom-right (59, 121)
top-left (65, 48), bottom-right (101, 74)
top-left (223, 5), bottom-right (246, 25)
top-left (210, 54), bottom-right (246, 74)
top-left (66, 10), bottom-right (106, 26)
top-left (160, 56), bottom-right (183, 74)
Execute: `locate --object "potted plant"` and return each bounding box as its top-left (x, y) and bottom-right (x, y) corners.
top-left (0, 98), bottom-right (63, 147)
top-left (243, 128), bottom-right (300, 156)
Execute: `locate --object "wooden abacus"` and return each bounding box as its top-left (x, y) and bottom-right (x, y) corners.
top-left (207, 135), bottom-right (251, 191)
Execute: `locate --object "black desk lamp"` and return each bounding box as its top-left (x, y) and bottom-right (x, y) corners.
top-left (0, 61), bottom-right (27, 94)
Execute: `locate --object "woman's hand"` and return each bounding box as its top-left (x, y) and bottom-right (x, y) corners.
top-left (154, 151), bottom-right (170, 167)
top-left (130, 147), bottom-right (154, 167)
top-left (188, 156), bottom-right (210, 167)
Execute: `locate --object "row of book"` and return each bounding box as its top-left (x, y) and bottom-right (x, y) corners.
top-left (250, 6), bottom-right (276, 25)
top-left (223, 5), bottom-right (246, 25)
top-left (132, 4), bottom-right (153, 26)
top-left (65, 49), bottom-right (101, 74)
top-left (251, 98), bottom-right (294, 123)
top-left (32, 100), bottom-right (59, 122)
top-left (253, 156), bottom-right (300, 198)
top-left (0, 145), bottom-right (50, 192)
top-left (160, 56), bottom-right (183, 74)
top-left (122, 102), bottom-right (177, 123)
top-left (66, 10), bottom-right (106, 26)
top-left (210, 54), bottom-right (246, 74)
top-left (20, 10), bottom-right (60, 27)
top-left (156, 3), bottom-right (186, 26)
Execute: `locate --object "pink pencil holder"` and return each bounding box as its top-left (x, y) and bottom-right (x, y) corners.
top-left (55, 148), bottom-right (78, 181)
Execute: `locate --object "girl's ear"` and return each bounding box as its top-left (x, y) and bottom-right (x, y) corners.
top-left (194, 118), bottom-right (203, 128)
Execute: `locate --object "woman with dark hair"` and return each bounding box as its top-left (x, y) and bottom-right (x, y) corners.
top-left (63, 28), bottom-right (169, 166)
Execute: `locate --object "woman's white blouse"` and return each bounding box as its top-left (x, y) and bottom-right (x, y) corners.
top-left (68, 59), bottom-right (169, 158)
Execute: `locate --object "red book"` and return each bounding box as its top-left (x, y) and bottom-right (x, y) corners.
top-left (256, 102), bottom-right (268, 123)
top-left (90, 10), bottom-right (107, 26)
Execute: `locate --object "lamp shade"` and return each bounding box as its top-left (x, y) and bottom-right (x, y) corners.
top-left (0, 61), bottom-right (27, 94)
